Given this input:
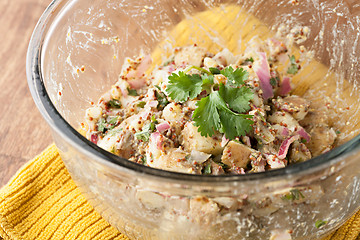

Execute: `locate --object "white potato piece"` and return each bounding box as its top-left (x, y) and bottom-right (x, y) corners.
top-left (182, 122), bottom-right (223, 155)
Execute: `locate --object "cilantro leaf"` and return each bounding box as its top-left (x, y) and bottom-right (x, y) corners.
top-left (220, 66), bottom-right (249, 87)
top-left (218, 109), bottom-right (253, 140)
top-left (192, 92), bottom-right (222, 137)
top-left (167, 71), bottom-right (203, 102)
top-left (201, 74), bottom-right (214, 94)
top-left (287, 55), bottom-right (299, 75)
top-left (192, 91), bottom-right (253, 139)
top-left (219, 84), bottom-right (253, 113)
top-left (209, 67), bottom-right (220, 74)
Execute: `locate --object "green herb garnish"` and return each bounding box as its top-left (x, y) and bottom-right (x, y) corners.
top-left (127, 87), bottom-right (138, 96)
top-left (167, 72), bottom-right (203, 102)
top-left (141, 155), bottom-right (147, 165)
top-left (245, 57), bottom-right (254, 63)
top-left (287, 55), bottom-right (299, 75)
top-left (134, 116), bottom-right (158, 142)
top-left (137, 101), bottom-right (146, 108)
top-left (315, 220), bottom-right (328, 229)
top-left (155, 90), bottom-right (169, 110)
top-left (202, 163), bottom-right (212, 175)
top-left (270, 77), bottom-right (279, 87)
top-left (281, 189), bottom-right (305, 201)
top-left (108, 99), bottom-right (121, 108)
top-left (166, 66), bottom-right (253, 140)
top-left (97, 118), bottom-right (106, 132)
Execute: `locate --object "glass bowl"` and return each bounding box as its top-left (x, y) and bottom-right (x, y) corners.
top-left (27, 0), bottom-right (360, 239)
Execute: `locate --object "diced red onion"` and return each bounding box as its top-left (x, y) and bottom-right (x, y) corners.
top-left (141, 110), bottom-right (150, 120)
top-left (150, 132), bottom-right (163, 150)
top-left (278, 77), bottom-right (292, 96)
top-left (156, 122), bottom-right (171, 133)
top-left (221, 135), bottom-right (229, 147)
top-left (136, 55), bottom-right (152, 78)
top-left (254, 52), bottom-right (273, 100)
top-left (281, 127), bottom-right (290, 137)
top-left (278, 135), bottom-right (300, 159)
top-left (127, 78), bottom-right (146, 90)
top-left (146, 100), bottom-right (159, 108)
top-left (90, 134), bottom-right (98, 144)
top-left (297, 127), bottom-right (311, 142)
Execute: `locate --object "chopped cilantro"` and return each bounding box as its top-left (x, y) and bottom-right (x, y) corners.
top-left (134, 116), bottom-right (158, 142)
top-left (141, 155), bottom-right (147, 165)
top-left (315, 220), bottom-right (328, 229)
top-left (97, 118), bottom-right (106, 132)
top-left (287, 55), bottom-right (299, 75)
top-left (108, 99), bottom-right (121, 108)
top-left (270, 77), bottom-right (279, 87)
top-left (202, 163), bottom-right (212, 175)
top-left (127, 87), bottom-right (138, 96)
top-left (216, 161), bottom-right (230, 171)
top-left (281, 189), bottom-right (305, 201)
top-left (108, 117), bottom-right (119, 125)
top-left (245, 57), bottom-right (254, 63)
top-left (336, 130), bottom-right (341, 134)
top-left (134, 125), bottom-right (151, 142)
top-left (155, 90), bottom-right (169, 110)
top-left (107, 127), bottom-right (122, 136)
top-left (137, 101), bottom-right (146, 108)
top-left (220, 66), bottom-right (249, 87)
top-left (167, 71), bottom-right (203, 102)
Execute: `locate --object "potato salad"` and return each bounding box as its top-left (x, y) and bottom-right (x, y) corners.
top-left (84, 39), bottom-right (336, 175)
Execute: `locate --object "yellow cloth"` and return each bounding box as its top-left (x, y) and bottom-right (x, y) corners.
top-left (0, 145), bottom-right (359, 240)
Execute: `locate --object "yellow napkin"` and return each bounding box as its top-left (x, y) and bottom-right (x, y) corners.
top-left (0, 144), bottom-right (359, 240)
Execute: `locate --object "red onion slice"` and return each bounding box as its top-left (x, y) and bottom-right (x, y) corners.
top-left (146, 100), bottom-right (159, 108)
top-left (156, 122), bottom-right (171, 133)
top-left (278, 135), bottom-right (300, 159)
top-left (254, 52), bottom-right (273, 100)
top-left (136, 55), bottom-right (152, 78)
top-left (278, 77), bottom-right (292, 96)
top-left (297, 127), bottom-right (311, 142)
top-left (150, 132), bottom-right (163, 150)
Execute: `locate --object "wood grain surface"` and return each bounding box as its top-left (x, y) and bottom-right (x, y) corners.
top-left (0, 0), bottom-right (53, 187)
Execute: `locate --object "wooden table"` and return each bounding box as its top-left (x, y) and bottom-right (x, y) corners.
top-left (0, 0), bottom-right (53, 187)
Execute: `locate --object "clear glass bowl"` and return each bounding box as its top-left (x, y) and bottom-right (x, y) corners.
top-left (27, 0), bottom-right (360, 239)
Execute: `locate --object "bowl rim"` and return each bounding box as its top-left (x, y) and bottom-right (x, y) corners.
top-left (26, 0), bottom-right (360, 183)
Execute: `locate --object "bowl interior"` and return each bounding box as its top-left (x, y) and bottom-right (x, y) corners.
top-left (41, 0), bottom-right (360, 160)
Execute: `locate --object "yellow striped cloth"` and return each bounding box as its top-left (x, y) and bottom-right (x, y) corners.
top-left (0, 144), bottom-right (359, 240)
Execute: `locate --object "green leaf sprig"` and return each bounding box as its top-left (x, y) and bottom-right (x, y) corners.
top-left (166, 66), bottom-right (254, 140)
top-left (287, 55), bottom-right (299, 75)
